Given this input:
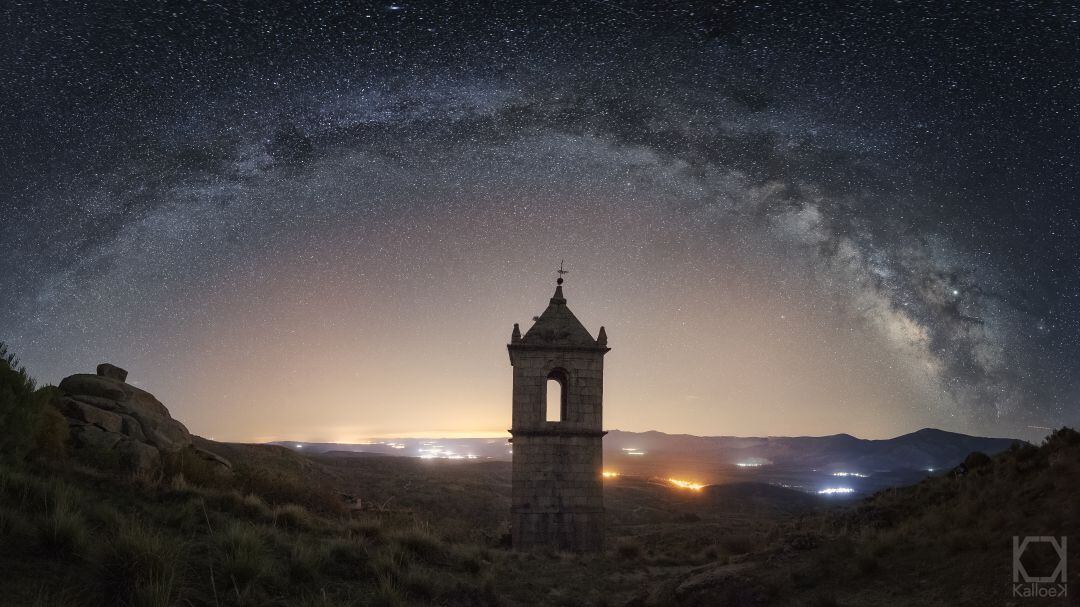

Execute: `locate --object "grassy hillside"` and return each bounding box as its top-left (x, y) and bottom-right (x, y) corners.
top-left (2, 422), bottom-right (1075, 606)
top-left (0, 437), bottom-right (819, 607)
top-left (1, 346), bottom-right (1073, 606)
top-left (0, 455), bottom-right (507, 607)
top-left (651, 428), bottom-right (1080, 607)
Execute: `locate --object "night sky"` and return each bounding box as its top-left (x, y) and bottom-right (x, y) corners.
top-left (2, 1), bottom-right (1077, 443)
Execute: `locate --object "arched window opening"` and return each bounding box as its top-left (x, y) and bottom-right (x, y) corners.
top-left (546, 368), bottom-right (568, 422)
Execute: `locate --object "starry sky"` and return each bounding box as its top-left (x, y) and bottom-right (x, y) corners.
top-left (2, 1), bottom-right (1078, 443)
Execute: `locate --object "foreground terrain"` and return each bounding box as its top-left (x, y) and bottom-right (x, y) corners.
top-left (0, 351), bottom-right (1076, 606)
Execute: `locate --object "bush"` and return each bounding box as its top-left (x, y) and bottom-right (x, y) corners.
top-left (1045, 427), bottom-right (1080, 448)
top-left (203, 488), bottom-right (273, 523)
top-left (322, 538), bottom-right (371, 578)
top-left (854, 550), bottom-right (878, 575)
top-left (31, 396), bottom-right (69, 459)
top-left (287, 541), bottom-right (328, 585)
top-left (371, 546), bottom-right (409, 582)
top-left (0, 343), bottom-right (52, 462)
top-left (0, 504), bottom-right (35, 545)
top-left (242, 494), bottom-right (273, 521)
top-left (348, 518), bottom-right (385, 543)
top-left (273, 503), bottom-right (313, 530)
top-left (809, 590), bottom-right (840, 607)
top-left (393, 527), bottom-right (448, 565)
top-left (84, 500), bottom-right (124, 533)
top-left (97, 522), bottom-right (179, 606)
top-left (371, 577), bottom-right (407, 607)
top-left (454, 545), bottom-right (486, 575)
top-left (216, 522), bottom-right (273, 594)
top-left (962, 451), bottom-right (992, 470)
top-left (614, 538), bottom-right (641, 560)
top-left (233, 464), bottom-right (345, 515)
top-left (36, 484), bottom-right (89, 559)
top-left (162, 446), bottom-right (229, 488)
top-left (718, 533), bottom-right (756, 556)
top-left (32, 587), bottom-right (84, 607)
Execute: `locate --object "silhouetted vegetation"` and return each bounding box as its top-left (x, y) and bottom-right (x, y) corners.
top-left (0, 342), bottom-right (65, 462)
top-left (1, 343), bottom-right (1075, 605)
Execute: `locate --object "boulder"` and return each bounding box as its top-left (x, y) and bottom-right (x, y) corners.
top-left (192, 446), bottom-right (232, 470)
top-left (57, 397), bottom-right (124, 434)
top-left (119, 414), bottom-right (147, 442)
top-left (58, 364), bottom-right (196, 477)
top-left (117, 439), bottom-right (162, 476)
top-left (68, 393), bottom-right (126, 413)
top-left (126, 385), bottom-right (173, 419)
top-left (71, 424), bottom-right (126, 452)
top-left (59, 374), bottom-right (129, 402)
top-left (96, 363), bottom-right (129, 382)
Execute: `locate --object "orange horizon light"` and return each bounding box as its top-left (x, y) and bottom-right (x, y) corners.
top-left (668, 477), bottom-right (705, 491)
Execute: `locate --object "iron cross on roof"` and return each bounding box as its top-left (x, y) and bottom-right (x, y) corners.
top-left (556, 260), bottom-right (569, 285)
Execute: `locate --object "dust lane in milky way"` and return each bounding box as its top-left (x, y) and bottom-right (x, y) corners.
top-left (1, 2), bottom-right (1077, 442)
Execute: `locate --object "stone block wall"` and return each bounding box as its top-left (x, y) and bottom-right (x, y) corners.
top-left (510, 348), bottom-right (605, 431)
top-left (508, 345), bottom-right (607, 552)
top-left (511, 432), bottom-right (604, 551)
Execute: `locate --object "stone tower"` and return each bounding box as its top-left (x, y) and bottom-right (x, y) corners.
top-left (507, 277), bottom-right (609, 551)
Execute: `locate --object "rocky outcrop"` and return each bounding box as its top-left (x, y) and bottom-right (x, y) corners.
top-left (96, 362), bottom-right (128, 382)
top-left (57, 364), bottom-right (229, 476)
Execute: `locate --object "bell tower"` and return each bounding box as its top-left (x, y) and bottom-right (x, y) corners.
top-left (507, 267), bottom-right (609, 551)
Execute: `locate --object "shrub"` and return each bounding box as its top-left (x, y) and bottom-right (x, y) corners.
top-left (287, 541), bottom-right (327, 585)
top-left (1045, 427), bottom-right (1080, 449)
top-left (809, 590), bottom-right (840, 607)
top-left (371, 576), bottom-right (407, 607)
top-left (242, 494), bottom-right (273, 521)
top-left (296, 591), bottom-right (351, 607)
top-left (233, 464), bottom-right (345, 515)
top-left (393, 527), bottom-right (451, 567)
top-left (160, 496), bottom-right (204, 533)
top-left (322, 538), bottom-right (371, 578)
top-left (32, 587), bottom-right (84, 607)
top-left (203, 488), bottom-right (272, 522)
top-left (371, 546), bottom-right (409, 583)
top-left (454, 545), bottom-right (486, 575)
top-left (399, 565), bottom-right (443, 601)
top-left (0, 343), bottom-right (51, 462)
top-left (0, 504), bottom-right (35, 545)
top-left (273, 503), bottom-right (313, 530)
top-left (614, 538), bottom-right (641, 560)
top-left (216, 522), bottom-right (273, 595)
top-left (962, 451), bottom-right (992, 470)
top-left (36, 486), bottom-right (89, 559)
top-left (97, 522), bottom-right (179, 607)
top-left (162, 446), bottom-right (230, 489)
top-left (347, 518), bottom-right (385, 543)
top-left (718, 533), bottom-right (755, 556)
top-left (31, 396), bottom-right (69, 459)
top-left (84, 500), bottom-right (124, 533)
top-left (854, 550), bottom-right (878, 575)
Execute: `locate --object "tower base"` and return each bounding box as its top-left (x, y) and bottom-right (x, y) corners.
top-left (511, 508), bottom-right (604, 552)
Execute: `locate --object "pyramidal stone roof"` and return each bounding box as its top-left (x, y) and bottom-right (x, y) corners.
top-left (518, 285), bottom-right (602, 347)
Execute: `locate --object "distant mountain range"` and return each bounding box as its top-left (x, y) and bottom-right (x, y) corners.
top-left (603, 427), bottom-right (1023, 472)
top-left (274, 427), bottom-right (1023, 497)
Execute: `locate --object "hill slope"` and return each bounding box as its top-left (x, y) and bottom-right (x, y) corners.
top-left (653, 428), bottom-right (1080, 607)
top-left (604, 427), bottom-right (1021, 471)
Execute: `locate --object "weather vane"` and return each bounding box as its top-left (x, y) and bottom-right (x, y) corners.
top-left (556, 260), bottom-right (569, 285)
